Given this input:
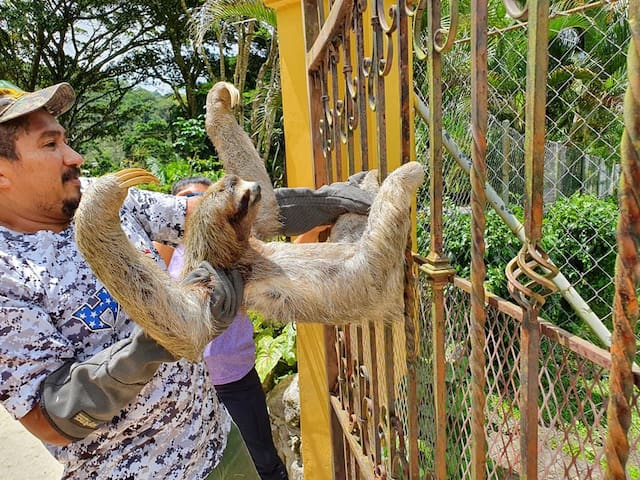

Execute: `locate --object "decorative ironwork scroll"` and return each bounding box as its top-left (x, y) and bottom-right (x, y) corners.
top-left (302, 1), bottom-right (416, 477)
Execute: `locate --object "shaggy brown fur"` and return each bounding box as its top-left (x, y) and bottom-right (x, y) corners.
top-left (327, 170), bottom-right (381, 243)
top-left (204, 82), bottom-right (281, 240)
top-left (73, 83), bottom-right (424, 361)
top-left (205, 82), bottom-right (382, 245)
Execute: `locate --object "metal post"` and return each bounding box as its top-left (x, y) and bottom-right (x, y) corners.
top-left (504, 0), bottom-right (554, 478)
top-left (605, 3), bottom-right (640, 477)
top-left (470, 0), bottom-right (488, 476)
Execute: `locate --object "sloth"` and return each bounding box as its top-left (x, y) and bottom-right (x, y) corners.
top-left (73, 83), bottom-right (425, 361)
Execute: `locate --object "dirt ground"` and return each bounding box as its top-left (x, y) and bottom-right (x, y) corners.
top-left (0, 407), bottom-right (63, 480)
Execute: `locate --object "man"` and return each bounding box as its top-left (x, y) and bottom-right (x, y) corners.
top-left (0, 80), bottom-right (372, 479)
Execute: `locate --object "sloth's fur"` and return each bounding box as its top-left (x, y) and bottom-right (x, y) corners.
top-left (73, 82), bottom-right (424, 361)
top-left (327, 169), bottom-right (381, 243)
top-left (204, 82), bottom-right (282, 240)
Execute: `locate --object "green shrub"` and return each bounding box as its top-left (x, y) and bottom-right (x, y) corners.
top-left (541, 194), bottom-right (618, 336)
top-left (251, 312), bottom-right (297, 391)
top-left (420, 193), bottom-right (620, 346)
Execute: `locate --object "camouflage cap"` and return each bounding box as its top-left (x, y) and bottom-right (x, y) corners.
top-left (0, 80), bottom-right (76, 124)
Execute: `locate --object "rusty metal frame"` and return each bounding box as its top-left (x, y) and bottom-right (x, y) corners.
top-left (298, 0), bottom-right (639, 477)
top-left (301, 1), bottom-right (416, 478)
top-left (605, 0), bottom-right (640, 477)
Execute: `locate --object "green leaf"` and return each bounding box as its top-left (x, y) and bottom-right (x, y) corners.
top-left (255, 335), bottom-right (283, 383)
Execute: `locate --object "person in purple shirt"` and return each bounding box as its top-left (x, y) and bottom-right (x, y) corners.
top-left (156, 176), bottom-right (289, 480)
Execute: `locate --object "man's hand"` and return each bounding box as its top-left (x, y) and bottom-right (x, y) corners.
top-left (275, 171), bottom-right (375, 237)
top-left (182, 261), bottom-right (244, 333)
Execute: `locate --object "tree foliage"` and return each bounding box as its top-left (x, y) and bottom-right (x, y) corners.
top-left (192, 0), bottom-right (285, 185)
top-left (0, 0), bottom-right (164, 148)
top-left (0, 0), bottom-right (228, 145)
top-left (0, 0), bottom-right (284, 185)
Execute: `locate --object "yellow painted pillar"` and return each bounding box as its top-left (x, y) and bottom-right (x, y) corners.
top-left (263, 2), bottom-right (333, 479)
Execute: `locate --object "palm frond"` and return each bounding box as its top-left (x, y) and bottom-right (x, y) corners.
top-left (190, 0), bottom-right (276, 47)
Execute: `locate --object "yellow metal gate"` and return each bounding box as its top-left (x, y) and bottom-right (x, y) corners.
top-left (267, 0), bottom-right (640, 478)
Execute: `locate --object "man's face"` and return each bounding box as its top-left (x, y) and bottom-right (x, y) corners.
top-left (0, 109), bottom-right (84, 232)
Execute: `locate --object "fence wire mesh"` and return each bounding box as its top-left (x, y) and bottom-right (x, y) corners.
top-left (416, 273), bottom-right (640, 479)
top-left (411, 2), bottom-right (639, 476)
top-left (413, 0), bottom-right (634, 352)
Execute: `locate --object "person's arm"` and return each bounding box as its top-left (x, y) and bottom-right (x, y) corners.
top-left (124, 189), bottom-right (207, 249)
top-left (20, 332), bottom-right (171, 447)
top-left (274, 172), bottom-right (374, 237)
top-left (0, 291), bottom-right (83, 446)
top-left (294, 225), bottom-right (331, 243)
top-left (1, 288), bottom-right (178, 445)
top-left (34, 328), bottom-right (175, 443)
top-left (123, 188), bottom-right (189, 247)
top-left (18, 266), bottom-right (242, 445)
top-left (21, 404), bottom-right (71, 446)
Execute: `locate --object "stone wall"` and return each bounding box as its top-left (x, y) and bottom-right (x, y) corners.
top-left (266, 373), bottom-right (303, 480)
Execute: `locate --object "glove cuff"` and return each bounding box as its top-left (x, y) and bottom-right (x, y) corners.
top-left (40, 362), bottom-right (99, 441)
top-left (40, 328), bottom-right (175, 441)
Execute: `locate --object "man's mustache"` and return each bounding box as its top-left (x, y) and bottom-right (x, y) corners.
top-left (62, 168), bottom-right (81, 183)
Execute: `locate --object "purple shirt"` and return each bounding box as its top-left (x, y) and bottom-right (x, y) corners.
top-left (168, 244), bottom-right (255, 384)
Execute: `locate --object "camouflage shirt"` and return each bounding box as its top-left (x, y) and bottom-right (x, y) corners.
top-left (0, 187), bottom-right (230, 479)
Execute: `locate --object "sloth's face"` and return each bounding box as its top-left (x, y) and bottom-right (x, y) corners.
top-left (223, 175), bottom-right (262, 226)
top-left (188, 174), bottom-right (261, 261)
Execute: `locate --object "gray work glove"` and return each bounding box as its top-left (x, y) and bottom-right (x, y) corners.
top-left (181, 261), bottom-right (244, 336)
top-left (40, 327), bottom-right (175, 441)
top-left (275, 171), bottom-right (374, 236)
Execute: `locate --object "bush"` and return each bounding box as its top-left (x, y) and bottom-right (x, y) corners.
top-left (251, 312), bottom-right (297, 391)
top-left (542, 194), bottom-right (618, 335)
top-left (421, 193), bottom-right (620, 345)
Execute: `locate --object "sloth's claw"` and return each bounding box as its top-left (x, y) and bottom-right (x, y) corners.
top-left (220, 82), bottom-right (241, 109)
top-left (113, 168), bottom-right (159, 189)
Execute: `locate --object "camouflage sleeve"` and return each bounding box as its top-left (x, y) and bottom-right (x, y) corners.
top-left (0, 297), bottom-right (75, 419)
top-left (122, 188), bottom-right (187, 246)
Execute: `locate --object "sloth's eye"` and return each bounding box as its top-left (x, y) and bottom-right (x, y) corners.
top-left (225, 176), bottom-right (238, 189)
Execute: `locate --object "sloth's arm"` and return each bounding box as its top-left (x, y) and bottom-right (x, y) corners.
top-left (74, 169), bottom-right (238, 360)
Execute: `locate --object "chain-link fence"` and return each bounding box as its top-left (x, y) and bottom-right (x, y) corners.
top-left (416, 276), bottom-right (640, 479)
top-left (414, 0), bottom-right (632, 349)
top-left (411, 1), bottom-right (639, 478)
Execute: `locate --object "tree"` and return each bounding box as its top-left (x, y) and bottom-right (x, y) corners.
top-left (0, 0), bottom-right (163, 149)
top-left (191, 0), bottom-right (285, 185)
top-left (81, 87), bottom-right (223, 184)
top-left (0, 0), bottom-right (278, 182)
top-left (82, 88), bottom-right (174, 174)
top-left (0, 0), bottom-right (232, 148)
top-left (136, 0), bottom-right (225, 118)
